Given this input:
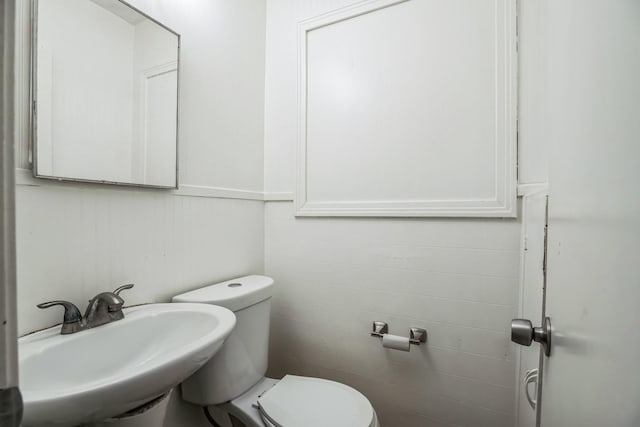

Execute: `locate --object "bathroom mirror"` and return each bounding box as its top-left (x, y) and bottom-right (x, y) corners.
top-left (32, 0), bottom-right (180, 188)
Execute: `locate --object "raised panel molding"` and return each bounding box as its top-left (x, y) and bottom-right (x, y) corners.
top-left (295, 0), bottom-right (518, 217)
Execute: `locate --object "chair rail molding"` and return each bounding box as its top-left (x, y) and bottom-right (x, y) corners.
top-left (15, 168), bottom-right (282, 202)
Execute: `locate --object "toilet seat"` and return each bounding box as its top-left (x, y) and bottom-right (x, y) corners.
top-left (257, 375), bottom-right (376, 427)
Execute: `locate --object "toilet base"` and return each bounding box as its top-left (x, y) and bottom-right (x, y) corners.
top-left (218, 377), bottom-right (278, 427)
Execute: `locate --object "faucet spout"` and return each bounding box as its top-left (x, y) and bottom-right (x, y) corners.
top-left (84, 284), bottom-right (134, 328)
top-left (84, 292), bottom-right (125, 328)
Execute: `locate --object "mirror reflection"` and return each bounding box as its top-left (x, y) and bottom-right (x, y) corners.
top-left (33, 0), bottom-right (179, 188)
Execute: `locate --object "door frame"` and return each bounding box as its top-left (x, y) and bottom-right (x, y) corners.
top-left (514, 186), bottom-right (548, 427)
top-left (0, 0), bottom-right (22, 424)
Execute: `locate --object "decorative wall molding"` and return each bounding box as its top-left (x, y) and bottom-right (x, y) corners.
top-left (517, 182), bottom-right (549, 197)
top-left (173, 184), bottom-right (264, 201)
top-left (295, 0), bottom-right (518, 218)
top-left (263, 192), bottom-right (295, 201)
top-left (15, 167), bottom-right (546, 203)
top-left (16, 168), bottom-right (270, 201)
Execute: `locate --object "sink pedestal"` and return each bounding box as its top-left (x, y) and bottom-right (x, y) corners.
top-left (82, 389), bottom-right (173, 427)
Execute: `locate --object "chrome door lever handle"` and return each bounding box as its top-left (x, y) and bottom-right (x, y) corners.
top-left (511, 317), bottom-right (552, 356)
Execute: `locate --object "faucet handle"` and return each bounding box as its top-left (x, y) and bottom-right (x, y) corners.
top-left (113, 283), bottom-right (134, 297)
top-left (37, 300), bottom-right (85, 334)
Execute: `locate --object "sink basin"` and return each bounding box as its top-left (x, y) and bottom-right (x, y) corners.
top-left (19, 303), bottom-right (236, 426)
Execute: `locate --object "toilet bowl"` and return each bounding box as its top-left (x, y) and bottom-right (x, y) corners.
top-left (172, 275), bottom-right (378, 427)
top-left (223, 376), bottom-right (379, 427)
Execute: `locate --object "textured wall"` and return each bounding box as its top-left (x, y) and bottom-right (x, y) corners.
top-left (265, 203), bottom-right (520, 427)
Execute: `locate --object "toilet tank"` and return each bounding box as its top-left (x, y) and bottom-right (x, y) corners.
top-left (172, 275), bottom-right (274, 405)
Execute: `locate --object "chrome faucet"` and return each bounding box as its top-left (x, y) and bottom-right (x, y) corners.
top-left (84, 284), bottom-right (134, 328)
top-left (37, 284), bottom-right (134, 334)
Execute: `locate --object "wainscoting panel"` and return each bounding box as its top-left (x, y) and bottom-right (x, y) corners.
top-left (296, 0), bottom-right (517, 217)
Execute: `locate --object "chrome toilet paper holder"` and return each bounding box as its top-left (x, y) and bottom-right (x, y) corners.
top-left (370, 321), bottom-right (427, 345)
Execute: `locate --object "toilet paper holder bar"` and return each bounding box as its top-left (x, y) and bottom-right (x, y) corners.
top-left (370, 321), bottom-right (427, 345)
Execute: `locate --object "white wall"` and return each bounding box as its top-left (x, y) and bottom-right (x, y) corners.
top-left (265, 205), bottom-right (520, 427)
top-left (263, 1), bottom-right (525, 426)
top-left (517, 0), bottom-right (549, 185)
top-left (16, 188), bottom-right (264, 335)
top-left (15, 0), bottom-right (267, 426)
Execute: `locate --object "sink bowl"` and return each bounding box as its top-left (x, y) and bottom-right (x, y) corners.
top-left (19, 303), bottom-right (236, 426)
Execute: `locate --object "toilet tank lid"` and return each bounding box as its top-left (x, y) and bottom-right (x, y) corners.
top-left (172, 275), bottom-right (274, 312)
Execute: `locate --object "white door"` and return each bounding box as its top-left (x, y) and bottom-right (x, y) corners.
top-left (536, 1), bottom-right (640, 425)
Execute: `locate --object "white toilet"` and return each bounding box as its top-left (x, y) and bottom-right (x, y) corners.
top-left (172, 275), bottom-right (379, 427)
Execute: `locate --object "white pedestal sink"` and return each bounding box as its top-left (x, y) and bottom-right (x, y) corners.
top-left (19, 303), bottom-right (236, 426)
